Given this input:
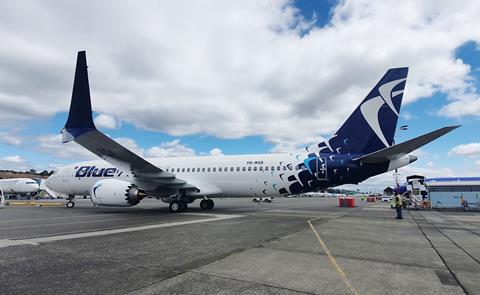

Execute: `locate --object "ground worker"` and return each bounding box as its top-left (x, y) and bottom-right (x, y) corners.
top-left (394, 195), bottom-right (403, 219)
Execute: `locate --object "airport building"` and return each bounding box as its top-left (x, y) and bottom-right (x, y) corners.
top-left (426, 177), bottom-right (480, 210)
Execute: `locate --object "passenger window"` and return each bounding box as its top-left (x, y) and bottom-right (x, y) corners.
top-left (224, 167), bottom-right (228, 172)
top-left (236, 167), bottom-right (240, 171)
top-left (271, 166), bottom-right (274, 171)
top-left (253, 167), bottom-right (257, 171)
top-left (165, 168), bottom-right (169, 172)
top-left (259, 166), bottom-right (263, 171)
top-left (219, 167), bottom-right (222, 172)
top-left (248, 167), bottom-right (252, 171)
top-left (242, 167), bottom-right (246, 171)
top-left (277, 166), bottom-right (281, 171)
top-left (283, 166), bottom-right (286, 171)
top-left (213, 167), bottom-right (216, 172)
top-left (177, 168), bottom-right (181, 172)
top-left (182, 168), bottom-right (185, 172)
top-left (187, 168), bottom-right (190, 172)
top-left (192, 168), bottom-right (196, 172)
top-left (207, 168), bottom-right (211, 172)
top-left (230, 167), bottom-right (234, 172)
top-left (265, 166), bottom-right (269, 171)
top-left (202, 168), bottom-right (206, 172)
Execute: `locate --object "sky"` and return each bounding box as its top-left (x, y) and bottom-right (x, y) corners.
top-left (0, 0), bottom-right (479, 192)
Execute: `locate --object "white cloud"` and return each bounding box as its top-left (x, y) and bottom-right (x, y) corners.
top-left (0, 155), bottom-right (30, 171)
top-left (0, 132), bottom-right (21, 145)
top-left (3, 155), bottom-right (25, 164)
top-left (0, 0), bottom-right (478, 148)
top-left (36, 134), bottom-right (98, 160)
top-left (146, 139), bottom-right (196, 158)
top-left (94, 114), bottom-right (118, 129)
top-left (449, 142), bottom-right (480, 157)
top-left (208, 148), bottom-right (223, 156)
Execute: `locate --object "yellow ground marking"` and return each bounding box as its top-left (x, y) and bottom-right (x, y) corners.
top-left (7, 201), bottom-right (65, 207)
top-left (308, 217), bottom-right (360, 295)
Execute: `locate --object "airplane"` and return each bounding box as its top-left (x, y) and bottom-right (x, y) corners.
top-left (45, 51), bottom-right (458, 212)
top-left (0, 178), bottom-right (40, 197)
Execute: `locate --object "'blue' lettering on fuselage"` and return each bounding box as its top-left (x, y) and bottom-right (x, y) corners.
top-left (75, 166), bottom-right (117, 177)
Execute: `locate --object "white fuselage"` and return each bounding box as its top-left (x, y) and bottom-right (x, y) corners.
top-left (46, 153), bottom-right (302, 198)
top-left (0, 178), bottom-right (39, 195)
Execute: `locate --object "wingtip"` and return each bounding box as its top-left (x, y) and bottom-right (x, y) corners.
top-left (64, 50), bottom-right (95, 130)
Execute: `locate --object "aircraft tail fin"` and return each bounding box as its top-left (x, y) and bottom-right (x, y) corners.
top-left (319, 68), bottom-right (408, 155)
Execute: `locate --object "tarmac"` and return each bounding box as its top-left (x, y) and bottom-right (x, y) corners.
top-left (0, 197), bottom-right (479, 295)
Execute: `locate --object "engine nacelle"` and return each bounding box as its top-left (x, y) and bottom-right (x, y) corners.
top-left (90, 179), bottom-right (144, 207)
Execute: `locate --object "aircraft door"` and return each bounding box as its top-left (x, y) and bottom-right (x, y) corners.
top-left (315, 157), bottom-right (327, 180)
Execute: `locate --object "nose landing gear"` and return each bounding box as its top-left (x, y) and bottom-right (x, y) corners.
top-left (66, 194), bottom-right (75, 208)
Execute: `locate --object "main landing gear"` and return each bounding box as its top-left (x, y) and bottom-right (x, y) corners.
top-left (169, 200), bottom-right (188, 213)
top-left (66, 194), bottom-right (75, 208)
top-left (200, 199), bottom-right (214, 210)
top-left (168, 199), bottom-right (214, 213)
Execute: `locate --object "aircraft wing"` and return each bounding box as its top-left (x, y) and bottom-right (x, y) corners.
top-left (354, 125), bottom-right (460, 163)
top-left (61, 51), bottom-right (197, 193)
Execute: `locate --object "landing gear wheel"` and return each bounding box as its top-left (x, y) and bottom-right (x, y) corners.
top-left (169, 201), bottom-right (188, 213)
top-left (207, 199), bottom-right (214, 210)
top-left (200, 199), bottom-right (209, 210)
top-left (66, 201), bottom-right (75, 208)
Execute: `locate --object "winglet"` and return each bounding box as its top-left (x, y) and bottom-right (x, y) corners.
top-left (62, 51), bottom-right (96, 143)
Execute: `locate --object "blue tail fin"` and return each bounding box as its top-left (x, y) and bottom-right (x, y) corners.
top-left (321, 67), bottom-right (408, 155)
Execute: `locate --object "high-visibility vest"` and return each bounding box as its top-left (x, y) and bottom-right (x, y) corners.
top-left (395, 197), bottom-right (402, 206)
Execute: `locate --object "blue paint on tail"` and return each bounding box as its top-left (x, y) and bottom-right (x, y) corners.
top-left (324, 67), bottom-right (408, 154)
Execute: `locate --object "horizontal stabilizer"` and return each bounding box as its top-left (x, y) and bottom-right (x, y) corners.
top-left (354, 125), bottom-right (460, 163)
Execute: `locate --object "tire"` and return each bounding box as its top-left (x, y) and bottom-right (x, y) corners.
top-left (169, 201), bottom-right (181, 213)
top-left (200, 199), bottom-right (209, 210)
top-left (66, 201), bottom-right (75, 208)
top-left (206, 199), bottom-right (214, 210)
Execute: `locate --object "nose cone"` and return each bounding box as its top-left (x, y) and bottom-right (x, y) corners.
top-left (409, 155), bottom-right (418, 163)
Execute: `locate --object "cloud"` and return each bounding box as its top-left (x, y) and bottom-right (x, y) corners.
top-left (94, 114), bottom-right (118, 129)
top-left (146, 139), bottom-right (196, 158)
top-left (208, 148), bottom-right (223, 156)
top-left (0, 132), bottom-right (21, 145)
top-left (0, 0), bottom-right (478, 148)
top-left (449, 142), bottom-right (480, 157)
top-left (36, 134), bottom-right (98, 160)
top-left (0, 155), bottom-right (30, 171)
top-left (3, 155), bottom-right (25, 164)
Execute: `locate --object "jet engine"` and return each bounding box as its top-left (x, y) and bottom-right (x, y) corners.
top-left (90, 179), bottom-right (145, 207)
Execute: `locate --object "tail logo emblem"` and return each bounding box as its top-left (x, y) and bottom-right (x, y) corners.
top-left (360, 78), bottom-right (406, 147)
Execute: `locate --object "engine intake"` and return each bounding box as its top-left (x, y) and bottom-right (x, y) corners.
top-left (90, 179), bottom-right (144, 207)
